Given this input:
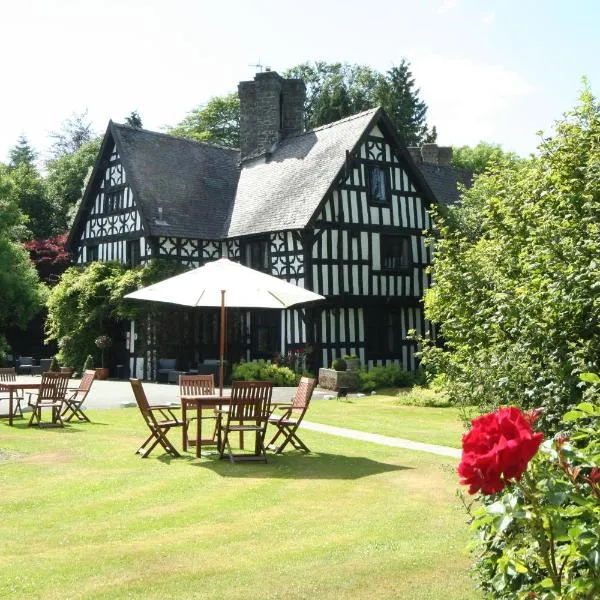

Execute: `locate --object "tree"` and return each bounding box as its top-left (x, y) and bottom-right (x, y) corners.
top-left (24, 233), bottom-right (70, 285)
top-left (45, 137), bottom-right (101, 232)
top-left (2, 162), bottom-right (54, 239)
top-left (286, 62), bottom-right (381, 129)
top-left (421, 87), bottom-right (600, 430)
top-left (9, 135), bottom-right (37, 168)
top-left (125, 110), bottom-right (143, 129)
top-left (0, 169), bottom-right (46, 357)
top-left (168, 93), bottom-right (240, 147)
top-left (286, 60), bottom-right (436, 145)
top-left (376, 61), bottom-right (437, 145)
top-left (46, 259), bottom-right (187, 370)
top-left (170, 60), bottom-right (435, 148)
top-left (452, 141), bottom-right (521, 174)
top-left (49, 110), bottom-right (95, 159)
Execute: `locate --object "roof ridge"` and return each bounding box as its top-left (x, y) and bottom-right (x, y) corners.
top-left (112, 122), bottom-right (241, 153)
top-left (285, 107), bottom-right (380, 140)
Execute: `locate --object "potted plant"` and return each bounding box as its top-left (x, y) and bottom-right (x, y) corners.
top-left (94, 335), bottom-right (112, 380)
top-left (343, 354), bottom-right (360, 372)
top-left (331, 357), bottom-right (347, 371)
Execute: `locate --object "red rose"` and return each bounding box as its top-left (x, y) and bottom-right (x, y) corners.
top-left (458, 407), bottom-right (544, 495)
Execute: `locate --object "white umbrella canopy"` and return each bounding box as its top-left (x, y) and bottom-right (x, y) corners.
top-left (124, 258), bottom-right (324, 394)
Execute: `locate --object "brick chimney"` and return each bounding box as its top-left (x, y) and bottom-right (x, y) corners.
top-left (407, 143), bottom-right (453, 166)
top-left (238, 71), bottom-right (306, 162)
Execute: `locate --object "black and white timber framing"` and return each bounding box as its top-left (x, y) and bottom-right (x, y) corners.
top-left (68, 71), bottom-right (467, 380)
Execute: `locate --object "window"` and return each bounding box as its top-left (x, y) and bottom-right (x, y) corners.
top-left (105, 189), bottom-right (123, 213)
top-left (242, 237), bottom-right (269, 273)
top-left (127, 239), bottom-right (141, 267)
top-left (87, 244), bottom-right (99, 263)
top-left (367, 165), bottom-right (388, 203)
top-left (380, 235), bottom-right (411, 271)
top-left (366, 309), bottom-right (402, 356)
top-left (252, 310), bottom-right (279, 358)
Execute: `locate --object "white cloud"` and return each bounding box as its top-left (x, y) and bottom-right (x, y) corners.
top-left (411, 54), bottom-right (536, 152)
top-left (482, 11), bottom-right (496, 25)
top-left (434, 0), bottom-right (458, 16)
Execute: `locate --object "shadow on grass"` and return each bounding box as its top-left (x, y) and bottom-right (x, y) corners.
top-left (2, 420), bottom-right (109, 433)
top-left (190, 451), bottom-right (411, 480)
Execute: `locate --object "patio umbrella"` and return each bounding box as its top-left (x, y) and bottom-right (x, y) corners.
top-left (124, 258), bottom-right (324, 395)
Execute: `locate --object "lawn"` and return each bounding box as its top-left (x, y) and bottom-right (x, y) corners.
top-left (306, 392), bottom-right (470, 449)
top-left (0, 408), bottom-right (479, 599)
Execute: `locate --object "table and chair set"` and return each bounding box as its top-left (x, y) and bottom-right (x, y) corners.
top-left (0, 368), bottom-right (96, 427)
top-left (130, 374), bottom-right (317, 463)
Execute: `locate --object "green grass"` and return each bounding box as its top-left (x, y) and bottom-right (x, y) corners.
top-left (0, 408), bottom-right (479, 599)
top-left (307, 391), bottom-right (471, 449)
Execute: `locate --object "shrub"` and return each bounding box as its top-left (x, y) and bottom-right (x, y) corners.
top-left (461, 380), bottom-right (600, 598)
top-left (232, 360), bottom-right (299, 386)
top-left (49, 356), bottom-right (60, 372)
top-left (331, 358), bottom-right (347, 371)
top-left (358, 364), bottom-right (421, 392)
top-left (394, 386), bottom-right (452, 408)
top-left (421, 90), bottom-right (600, 430)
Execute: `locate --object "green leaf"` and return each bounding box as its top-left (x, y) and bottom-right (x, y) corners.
top-left (580, 372), bottom-right (600, 383)
top-left (587, 549), bottom-right (600, 569)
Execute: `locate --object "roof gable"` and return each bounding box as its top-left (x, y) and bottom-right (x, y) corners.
top-left (229, 108), bottom-right (380, 237)
top-left (111, 125), bottom-right (240, 239)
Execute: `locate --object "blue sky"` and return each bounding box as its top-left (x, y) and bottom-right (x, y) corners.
top-left (2, 0), bottom-right (599, 163)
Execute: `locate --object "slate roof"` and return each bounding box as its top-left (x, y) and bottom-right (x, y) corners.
top-left (414, 163), bottom-right (472, 206)
top-left (73, 109), bottom-right (469, 245)
top-left (111, 124), bottom-right (239, 239)
top-left (229, 108), bottom-right (379, 237)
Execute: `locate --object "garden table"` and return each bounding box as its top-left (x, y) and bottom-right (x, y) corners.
top-left (180, 394), bottom-right (240, 457)
top-left (0, 381), bottom-right (42, 426)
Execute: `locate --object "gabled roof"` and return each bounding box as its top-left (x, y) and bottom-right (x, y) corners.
top-left (414, 163), bottom-right (472, 206)
top-left (69, 110), bottom-right (470, 249)
top-left (112, 124), bottom-right (239, 239)
top-left (229, 108), bottom-right (380, 237)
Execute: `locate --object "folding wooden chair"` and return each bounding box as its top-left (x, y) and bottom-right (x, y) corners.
top-left (266, 377), bottom-right (316, 453)
top-left (27, 372), bottom-right (70, 427)
top-left (0, 367), bottom-right (23, 418)
top-left (61, 369), bottom-right (95, 422)
top-left (130, 378), bottom-right (183, 458)
top-left (179, 374), bottom-right (216, 451)
top-left (217, 381), bottom-right (272, 463)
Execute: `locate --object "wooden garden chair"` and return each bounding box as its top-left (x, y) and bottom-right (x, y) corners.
top-left (217, 380), bottom-right (273, 463)
top-left (130, 378), bottom-right (183, 458)
top-left (179, 374), bottom-right (216, 451)
top-left (27, 372), bottom-right (70, 427)
top-left (61, 369), bottom-right (96, 422)
top-left (0, 367), bottom-right (23, 418)
top-left (266, 377), bottom-right (316, 453)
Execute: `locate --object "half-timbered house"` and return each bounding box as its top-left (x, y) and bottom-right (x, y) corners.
top-left (67, 71), bottom-right (470, 380)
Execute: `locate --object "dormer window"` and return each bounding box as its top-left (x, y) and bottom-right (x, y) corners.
top-left (367, 165), bottom-right (389, 203)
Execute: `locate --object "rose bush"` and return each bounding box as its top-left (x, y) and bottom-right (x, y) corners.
top-left (461, 384), bottom-right (600, 599)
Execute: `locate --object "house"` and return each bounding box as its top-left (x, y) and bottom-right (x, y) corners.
top-left (67, 71), bottom-right (470, 380)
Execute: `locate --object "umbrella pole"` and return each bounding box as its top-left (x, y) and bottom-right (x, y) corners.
top-left (219, 290), bottom-right (225, 397)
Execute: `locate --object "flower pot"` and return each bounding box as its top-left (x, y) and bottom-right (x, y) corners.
top-left (60, 366), bottom-right (74, 377)
top-left (95, 367), bottom-right (109, 380)
top-left (318, 368), bottom-right (360, 392)
top-left (345, 358), bottom-right (360, 372)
